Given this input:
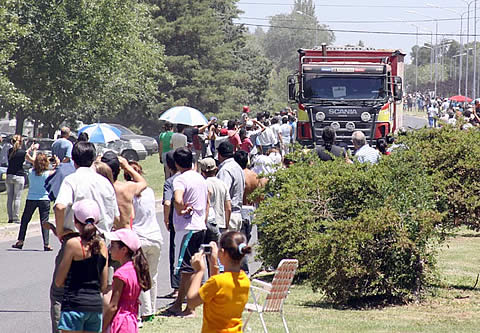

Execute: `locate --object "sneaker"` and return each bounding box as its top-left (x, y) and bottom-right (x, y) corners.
top-left (138, 318), bottom-right (143, 328)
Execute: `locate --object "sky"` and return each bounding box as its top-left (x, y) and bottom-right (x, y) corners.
top-left (236, 0), bottom-right (480, 64)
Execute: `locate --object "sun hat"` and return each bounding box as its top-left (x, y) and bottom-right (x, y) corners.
top-left (72, 199), bottom-right (100, 224)
top-left (105, 229), bottom-right (140, 252)
top-left (198, 157), bottom-right (217, 172)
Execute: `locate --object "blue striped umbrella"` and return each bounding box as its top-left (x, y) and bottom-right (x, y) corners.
top-left (159, 106), bottom-right (208, 126)
top-left (78, 123), bottom-right (121, 143)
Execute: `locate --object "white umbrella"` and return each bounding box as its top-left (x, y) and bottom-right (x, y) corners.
top-left (159, 106), bottom-right (208, 126)
top-left (78, 123), bottom-right (121, 143)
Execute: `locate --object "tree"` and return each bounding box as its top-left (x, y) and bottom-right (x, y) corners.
top-left (262, 0), bottom-right (335, 71)
top-left (0, 0), bottom-right (29, 116)
top-left (147, 0), bottom-right (272, 119)
top-left (5, 0), bottom-right (170, 136)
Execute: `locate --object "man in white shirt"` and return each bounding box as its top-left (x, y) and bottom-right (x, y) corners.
top-left (256, 121), bottom-right (277, 154)
top-left (170, 124), bottom-right (188, 150)
top-left (352, 131), bottom-right (380, 164)
top-left (49, 141), bottom-right (119, 333)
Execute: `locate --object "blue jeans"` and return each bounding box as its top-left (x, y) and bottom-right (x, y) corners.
top-left (428, 117), bottom-right (436, 128)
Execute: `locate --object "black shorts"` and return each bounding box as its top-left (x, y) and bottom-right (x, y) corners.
top-left (174, 230), bottom-right (206, 274)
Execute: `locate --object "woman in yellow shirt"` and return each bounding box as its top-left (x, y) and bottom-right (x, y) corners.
top-left (187, 231), bottom-right (251, 332)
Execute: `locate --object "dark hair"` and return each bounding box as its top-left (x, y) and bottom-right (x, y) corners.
top-left (173, 147), bottom-right (193, 169)
top-left (220, 231), bottom-right (252, 262)
top-left (233, 150), bottom-right (248, 169)
top-left (239, 128), bottom-right (247, 140)
top-left (33, 153), bottom-right (49, 176)
top-left (115, 241), bottom-right (152, 291)
top-left (164, 122), bottom-right (173, 130)
top-left (271, 117), bottom-right (278, 124)
top-left (376, 138), bottom-right (388, 155)
top-left (176, 124), bottom-right (185, 133)
top-left (77, 132), bottom-right (89, 142)
top-left (282, 117), bottom-right (288, 124)
top-left (322, 126), bottom-right (336, 151)
top-left (101, 151), bottom-right (120, 181)
top-left (256, 112), bottom-right (265, 121)
top-left (72, 141), bottom-right (96, 167)
top-left (227, 120), bottom-right (236, 130)
top-left (264, 111), bottom-right (270, 119)
top-left (75, 218), bottom-right (102, 256)
top-left (218, 141), bottom-right (234, 158)
top-left (166, 151), bottom-right (177, 173)
top-left (386, 135), bottom-right (395, 145)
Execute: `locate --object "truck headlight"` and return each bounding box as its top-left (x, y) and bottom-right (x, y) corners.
top-left (346, 122), bottom-right (355, 131)
top-left (361, 112), bottom-right (371, 122)
top-left (331, 122), bottom-right (340, 130)
top-left (315, 112), bottom-right (326, 122)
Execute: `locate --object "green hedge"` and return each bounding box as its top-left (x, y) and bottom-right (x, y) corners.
top-left (253, 138), bottom-right (445, 304)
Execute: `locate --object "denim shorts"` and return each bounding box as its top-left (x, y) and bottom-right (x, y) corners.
top-left (58, 310), bottom-right (102, 332)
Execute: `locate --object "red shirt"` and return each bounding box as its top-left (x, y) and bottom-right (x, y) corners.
top-left (240, 138), bottom-right (253, 153)
top-left (228, 130), bottom-right (241, 151)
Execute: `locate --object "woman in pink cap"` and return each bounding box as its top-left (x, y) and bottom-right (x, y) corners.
top-left (55, 199), bottom-right (108, 333)
top-left (103, 229), bottom-right (151, 333)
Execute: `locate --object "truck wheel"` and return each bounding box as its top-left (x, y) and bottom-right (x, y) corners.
top-left (122, 150), bottom-right (139, 161)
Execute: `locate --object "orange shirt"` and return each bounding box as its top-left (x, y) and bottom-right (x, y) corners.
top-left (199, 271), bottom-right (250, 333)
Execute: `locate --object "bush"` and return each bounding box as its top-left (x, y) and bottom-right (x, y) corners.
top-left (398, 126), bottom-right (480, 230)
top-left (253, 143), bottom-right (444, 304)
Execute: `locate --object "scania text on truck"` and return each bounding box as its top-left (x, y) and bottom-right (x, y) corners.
top-left (287, 45), bottom-right (405, 148)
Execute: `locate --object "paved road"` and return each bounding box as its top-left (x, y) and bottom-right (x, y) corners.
top-left (403, 113), bottom-right (428, 129)
top-left (0, 211), bottom-right (260, 333)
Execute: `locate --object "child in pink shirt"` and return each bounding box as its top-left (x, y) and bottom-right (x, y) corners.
top-left (103, 229), bottom-right (151, 333)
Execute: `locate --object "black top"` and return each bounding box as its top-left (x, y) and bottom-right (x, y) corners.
top-left (61, 253), bottom-right (107, 313)
top-left (183, 127), bottom-right (199, 144)
top-left (315, 145), bottom-right (346, 161)
top-left (6, 149), bottom-right (26, 176)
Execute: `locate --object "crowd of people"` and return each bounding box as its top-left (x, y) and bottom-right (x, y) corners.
top-left (0, 102), bottom-right (416, 333)
top-left (404, 92), bottom-right (480, 129)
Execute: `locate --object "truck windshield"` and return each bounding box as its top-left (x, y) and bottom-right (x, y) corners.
top-left (303, 75), bottom-right (386, 100)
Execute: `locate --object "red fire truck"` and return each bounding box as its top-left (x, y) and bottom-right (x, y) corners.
top-left (288, 45), bottom-right (405, 147)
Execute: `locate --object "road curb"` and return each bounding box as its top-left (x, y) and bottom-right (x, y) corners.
top-left (0, 199), bottom-right (164, 241)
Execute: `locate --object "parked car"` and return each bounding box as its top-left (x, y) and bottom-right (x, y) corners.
top-left (0, 166), bottom-right (6, 192)
top-left (94, 139), bottom-right (147, 161)
top-left (24, 138), bottom-right (55, 157)
top-left (108, 123), bottom-right (158, 155)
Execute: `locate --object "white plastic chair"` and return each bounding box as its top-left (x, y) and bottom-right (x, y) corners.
top-left (243, 259), bottom-right (299, 333)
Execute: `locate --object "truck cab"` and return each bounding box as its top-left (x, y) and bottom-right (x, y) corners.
top-left (288, 45), bottom-right (405, 148)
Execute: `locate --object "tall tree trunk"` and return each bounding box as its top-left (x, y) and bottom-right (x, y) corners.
top-left (15, 109), bottom-right (25, 135)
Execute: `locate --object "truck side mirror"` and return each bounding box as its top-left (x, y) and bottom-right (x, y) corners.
top-left (287, 75), bottom-right (297, 102)
top-left (393, 76), bottom-right (403, 101)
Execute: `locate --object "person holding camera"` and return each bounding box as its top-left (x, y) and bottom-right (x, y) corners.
top-left (12, 145), bottom-right (56, 250)
top-left (187, 231), bottom-right (252, 332)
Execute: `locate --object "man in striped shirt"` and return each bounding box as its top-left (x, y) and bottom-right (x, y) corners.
top-left (352, 131), bottom-right (380, 164)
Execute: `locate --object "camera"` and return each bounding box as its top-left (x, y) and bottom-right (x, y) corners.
top-left (199, 244), bottom-right (212, 254)
top-left (49, 156), bottom-right (56, 163)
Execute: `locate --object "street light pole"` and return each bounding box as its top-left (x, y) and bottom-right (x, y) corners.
top-left (296, 10), bottom-right (317, 47)
top-left (474, 0), bottom-right (477, 99)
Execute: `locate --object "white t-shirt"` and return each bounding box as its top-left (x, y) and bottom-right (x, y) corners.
top-left (54, 167), bottom-right (120, 234)
top-left (252, 154), bottom-right (275, 175)
top-left (206, 177), bottom-right (231, 228)
top-left (132, 187), bottom-right (163, 244)
top-left (256, 127), bottom-right (276, 146)
top-left (270, 124), bottom-right (281, 145)
top-left (279, 124), bottom-right (292, 144)
top-left (170, 133), bottom-right (187, 150)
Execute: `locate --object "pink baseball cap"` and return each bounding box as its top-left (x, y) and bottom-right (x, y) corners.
top-left (105, 229), bottom-right (140, 252)
top-left (72, 199), bottom-right (100, 224)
